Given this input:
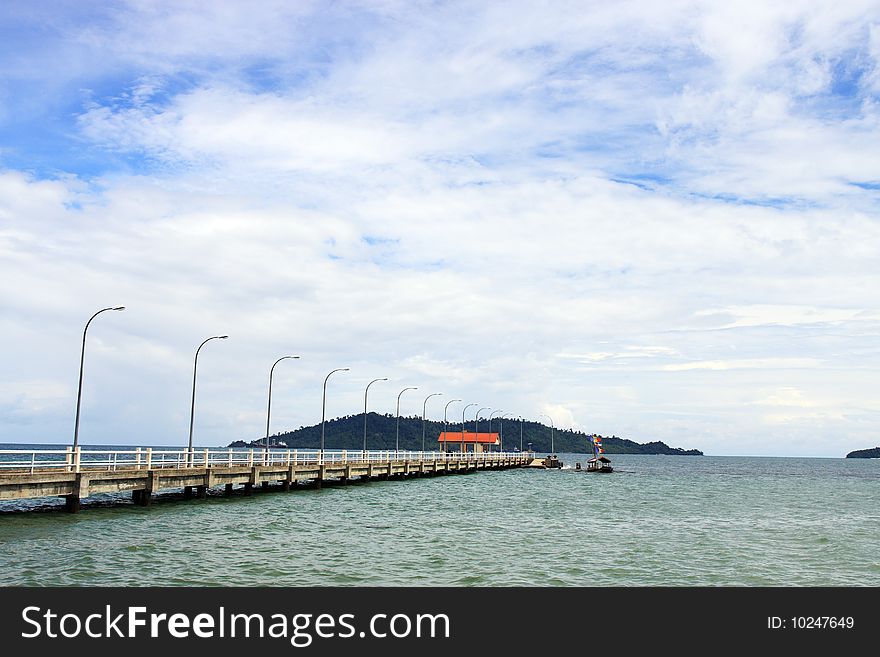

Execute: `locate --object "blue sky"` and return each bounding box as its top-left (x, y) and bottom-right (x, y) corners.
top-left (1, 1), bottom-right (879, 456)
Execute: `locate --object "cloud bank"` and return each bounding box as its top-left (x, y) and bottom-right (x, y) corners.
top-left (1, 1), bottom-right (878, 456)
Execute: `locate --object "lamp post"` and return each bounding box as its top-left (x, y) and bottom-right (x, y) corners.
top-left (443, 399), bottom-right (461, 453)
top-left (421, 393), bottom-right (443, 452)
top-left (475, 407), bottom-right (490, 456)
top-left (321, 368), bottom-right (349, 461)
top-left (488, 410), bottom-right (504, 451)
top-left (539, 413), bottom-right (555, 454)
top-left (363, 377), bottom-right (387, 453)
top-left (395, 386), bottom-right (418, 452)
top-left (519, 415), bottom-right (524, 452)
top-left (73, 306), bottom-right (125, 451)
top-left (499, 413), bottom-right (514, 452)
top-left (188, 335), bottom-right (228, 465)
top-left (461, 403), bottom-right (478, 454)
top-left (265, 355), bottom-right (300, 457)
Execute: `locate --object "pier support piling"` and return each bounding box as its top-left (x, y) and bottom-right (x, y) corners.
top-left (64, 494), bottom-right (80, 513)
top-left (243, 483), bottom-right (253, 496)
top-left (133, 489), bottom-right (151, 506)
top-left (64, 473), bottom-right (88, 513)
top-left (197, 485), bottom-right (207, 499)
top-left (183, 486), bottom-right (193, 499)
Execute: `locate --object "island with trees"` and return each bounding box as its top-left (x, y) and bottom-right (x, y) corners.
top-left (846, 447), bottom-right (880, 458)
top-left (228, 413), bottom-right (703, 455)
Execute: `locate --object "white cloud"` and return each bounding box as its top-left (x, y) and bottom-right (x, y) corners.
top-left (691, 305), bottom-right (880, 330)
top-left (663, 358), bottom-right (822, 372)
top-left (0, 380), bottom-right (69, 415)
top-left (1, 1), bottom-right (879, 456)
top-left (539, 403), bottom-right (581, 434)
top-left (750, 387), bottom-right (817, 408)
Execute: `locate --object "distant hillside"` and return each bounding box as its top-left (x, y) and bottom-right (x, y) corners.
top-left (845, 447), bottom-right (880, 458)
top-left (228, 413), bottom-right (703, 455)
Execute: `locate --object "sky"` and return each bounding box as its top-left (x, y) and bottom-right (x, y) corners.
top-left (1, 1), bottom-right (878, 457)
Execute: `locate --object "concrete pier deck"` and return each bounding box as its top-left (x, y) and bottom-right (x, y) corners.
top-left (0, 448), bottom-right (532, 512)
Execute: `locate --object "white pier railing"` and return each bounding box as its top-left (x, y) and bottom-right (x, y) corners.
top-left (0, 447), bottom-right (530, 474)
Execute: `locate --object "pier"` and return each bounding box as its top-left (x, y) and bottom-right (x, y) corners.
top-left (0, 448), bottom-right (532, 512)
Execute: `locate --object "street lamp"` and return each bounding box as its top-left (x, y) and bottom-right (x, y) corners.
top-left (265, 355), bottom-right (300, 457)
top-left (488, 410), bottom-right (504, 451)
top-left (519, 415), bottom-right (524, 452)
top-left (396, 386), bottom-right (418, 452)
top-left (421, 392), bottom-right (443, 452)
top-left (72, 306), bottom-right (125, 451)
top-left (461, 403), bottom-right (478, 453)
top-left (188, 335), bottom-right (228, 465)
top-left (539, 413), bottom-right (555, 454)
top-left (321, 368), bottom-right (350, 461)
top-left (475, 407), bottom-right (490, 455)
top-left (363, 377), bottom-right (387, 452)
top-left (499, 413), bottom-right (514, 452)
top-left (443, 399), bottom-right (461, 453)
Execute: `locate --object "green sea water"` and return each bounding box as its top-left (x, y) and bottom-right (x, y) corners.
top-left (1, 454), bottom-right (878, 586)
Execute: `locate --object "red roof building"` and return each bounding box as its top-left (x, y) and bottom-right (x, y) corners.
top-left (438, 431), bottom-right (500, 453)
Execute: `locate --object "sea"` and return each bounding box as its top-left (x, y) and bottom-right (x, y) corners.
top-left (0, 449), bottom-right (878, 586)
